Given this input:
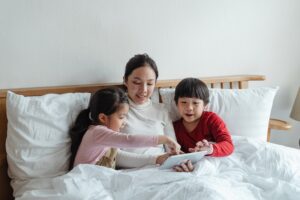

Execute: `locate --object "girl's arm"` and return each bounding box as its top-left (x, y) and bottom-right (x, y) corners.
top-left (91, 125), bottom-right (158, 148)
top-left (90, 126), bottom-right (180, 153)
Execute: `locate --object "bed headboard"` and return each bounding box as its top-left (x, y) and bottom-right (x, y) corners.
top-left (0, 74), bottom-right (265, 199)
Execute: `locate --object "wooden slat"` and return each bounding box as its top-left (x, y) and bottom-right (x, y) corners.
top-left (0, 75), bottom-right (265, 98)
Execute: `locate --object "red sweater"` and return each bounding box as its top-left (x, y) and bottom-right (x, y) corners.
top-left (173, 111), bottom-right (234, 157)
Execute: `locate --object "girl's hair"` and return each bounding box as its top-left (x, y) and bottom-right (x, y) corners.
top-left (124, 53), bottom-right (159, 81)
top-left (174, 78), bottom-right (210, 105)
top-left (69, 87), bottom-right (129, 169)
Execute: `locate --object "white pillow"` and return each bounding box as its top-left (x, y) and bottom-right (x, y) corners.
top-left (6, 91), bottom-right (90, 182)
top-left (159, 87), bottom-right (278, 141)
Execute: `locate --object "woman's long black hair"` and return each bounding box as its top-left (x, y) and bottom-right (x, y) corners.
top-left (69, 87), bottom-right (128, 169)
top-left (124, 53), bottom-right (159, 82)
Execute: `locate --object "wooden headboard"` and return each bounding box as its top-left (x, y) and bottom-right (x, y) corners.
top-left (0, 74), bottom-right (290, 199)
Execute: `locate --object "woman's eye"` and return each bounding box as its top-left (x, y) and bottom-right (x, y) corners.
top-left (132, 81), bottom-right (141, 85)
top-left (147, 83), bottom-right (154, 86)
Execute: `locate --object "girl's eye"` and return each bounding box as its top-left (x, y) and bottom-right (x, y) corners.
top-left (119, 115), bottom-right (127, 120)
top-left (193, 102), bottom-right (200, 105)
top-left (147, 83), bottom-right (154, 86)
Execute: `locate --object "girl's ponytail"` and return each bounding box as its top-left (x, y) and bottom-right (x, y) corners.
top-left (69, 108), bottom-right (92, 169)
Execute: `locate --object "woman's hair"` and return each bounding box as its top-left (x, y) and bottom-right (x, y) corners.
top-left (124, 53), bottom-right (159, 81)
top-left (69, 87), bottom-right (129, 169)
top-left (174, 78), bottom-right (210, 105)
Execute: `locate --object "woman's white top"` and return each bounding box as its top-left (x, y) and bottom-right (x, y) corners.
top-left (116, 98), bottom-right (176, 168)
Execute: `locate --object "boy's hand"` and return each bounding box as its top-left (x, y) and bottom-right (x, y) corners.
top-left (188, 139), bottom-right (213, 155)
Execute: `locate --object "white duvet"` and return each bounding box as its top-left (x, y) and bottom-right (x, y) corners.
top-left (16, 136), bottom-right (300, 200)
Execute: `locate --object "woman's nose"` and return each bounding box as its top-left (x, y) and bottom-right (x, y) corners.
top-left (139, 83), bottom-right (147, 93)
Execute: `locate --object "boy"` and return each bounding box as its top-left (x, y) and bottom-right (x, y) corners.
top-left (173, 78), bottom-right (234, 157)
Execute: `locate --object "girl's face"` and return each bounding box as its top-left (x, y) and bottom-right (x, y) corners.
top-left (106, 103), bottom-right (129, 132)
top-left (177, 97), bottom-right (205, 124)
top-left (124, 66), bottom-right (156, 105)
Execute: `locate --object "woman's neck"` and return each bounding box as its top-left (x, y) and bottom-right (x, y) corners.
top-left (128, 98), bottom-right (151, 109)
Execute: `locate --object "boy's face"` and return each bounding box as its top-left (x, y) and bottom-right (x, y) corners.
top-left (177, 97), bottom-right (205, 124)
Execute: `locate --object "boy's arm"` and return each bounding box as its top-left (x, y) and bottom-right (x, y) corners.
top-left (209, 114), bottom-right (234, 157)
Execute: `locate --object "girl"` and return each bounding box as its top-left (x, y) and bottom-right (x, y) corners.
top-left (70, 87), bottom-right (180, 169)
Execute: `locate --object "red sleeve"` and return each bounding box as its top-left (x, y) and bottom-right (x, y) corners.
top-left (207, 113), bottom-right (234, 157)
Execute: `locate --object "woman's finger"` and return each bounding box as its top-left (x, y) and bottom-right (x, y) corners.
top-left (186, 160), bottom-right (194, 171)
top-left (173, 166), bottom-right (183, 172)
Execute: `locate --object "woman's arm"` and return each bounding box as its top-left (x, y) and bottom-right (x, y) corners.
top-left (116, 149), bottom-right (157, 168)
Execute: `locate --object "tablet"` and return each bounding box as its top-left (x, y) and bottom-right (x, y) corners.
top-left (159, 151), bottom-right (207, 170)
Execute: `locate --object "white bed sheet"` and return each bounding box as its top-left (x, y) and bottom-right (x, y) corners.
top-left (15, 136), bottom-right (300, 200)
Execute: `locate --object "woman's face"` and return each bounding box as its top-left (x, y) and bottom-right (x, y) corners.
top-left (124, 66), bottom-right (156, 105)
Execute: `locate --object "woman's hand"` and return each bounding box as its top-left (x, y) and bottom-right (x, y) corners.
top-left (188, 139), bottom-right (213, 155)
top-left (155, 153), bottom-right (171, 165)
top-left (173, 160), bottom-right (194, 172)
top-left (158, 136), bottom-right (181, 154)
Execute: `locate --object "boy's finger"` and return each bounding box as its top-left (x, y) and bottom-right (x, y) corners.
top-left (196, 141), bottom-right (204, 147)
top-left (202, 139), bottom-right (209, 146)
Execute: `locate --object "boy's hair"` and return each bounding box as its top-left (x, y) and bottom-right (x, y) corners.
top-left (69, 87), bottom-right (128, 169)
top-left (174, 78), bottom-right (209, 105)
top-left (124, 53), bottom-right (159, 81)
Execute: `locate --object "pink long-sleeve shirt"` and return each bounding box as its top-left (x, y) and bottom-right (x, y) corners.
top-left (73, 125), bottom-right (159, 167)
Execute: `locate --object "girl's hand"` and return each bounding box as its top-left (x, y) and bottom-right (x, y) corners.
top-left (188, 139), bottom-right (213, 155)
top-left (158, 136), bottom-right (181, 154)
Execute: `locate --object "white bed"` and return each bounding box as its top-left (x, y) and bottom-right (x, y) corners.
top-left (0, 75), bottom-right (296, 200)
top-left (15, 136), bottom-right (300, 200)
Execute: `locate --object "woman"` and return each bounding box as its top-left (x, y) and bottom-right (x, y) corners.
top-left (116, 53), bottom-right (193, 172)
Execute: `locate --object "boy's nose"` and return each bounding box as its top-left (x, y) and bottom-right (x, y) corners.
top-left (186, 103), bottom-right (193, 110)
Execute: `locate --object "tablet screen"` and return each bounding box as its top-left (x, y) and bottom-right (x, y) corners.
top-left (159, 151), bottom-right (207, 169)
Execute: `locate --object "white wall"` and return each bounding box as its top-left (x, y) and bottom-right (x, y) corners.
top-left (1, 0), bottom-right (300, 148)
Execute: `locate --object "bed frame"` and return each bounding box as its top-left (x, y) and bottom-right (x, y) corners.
top-left (0, 74), bottom-right (291, 200)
